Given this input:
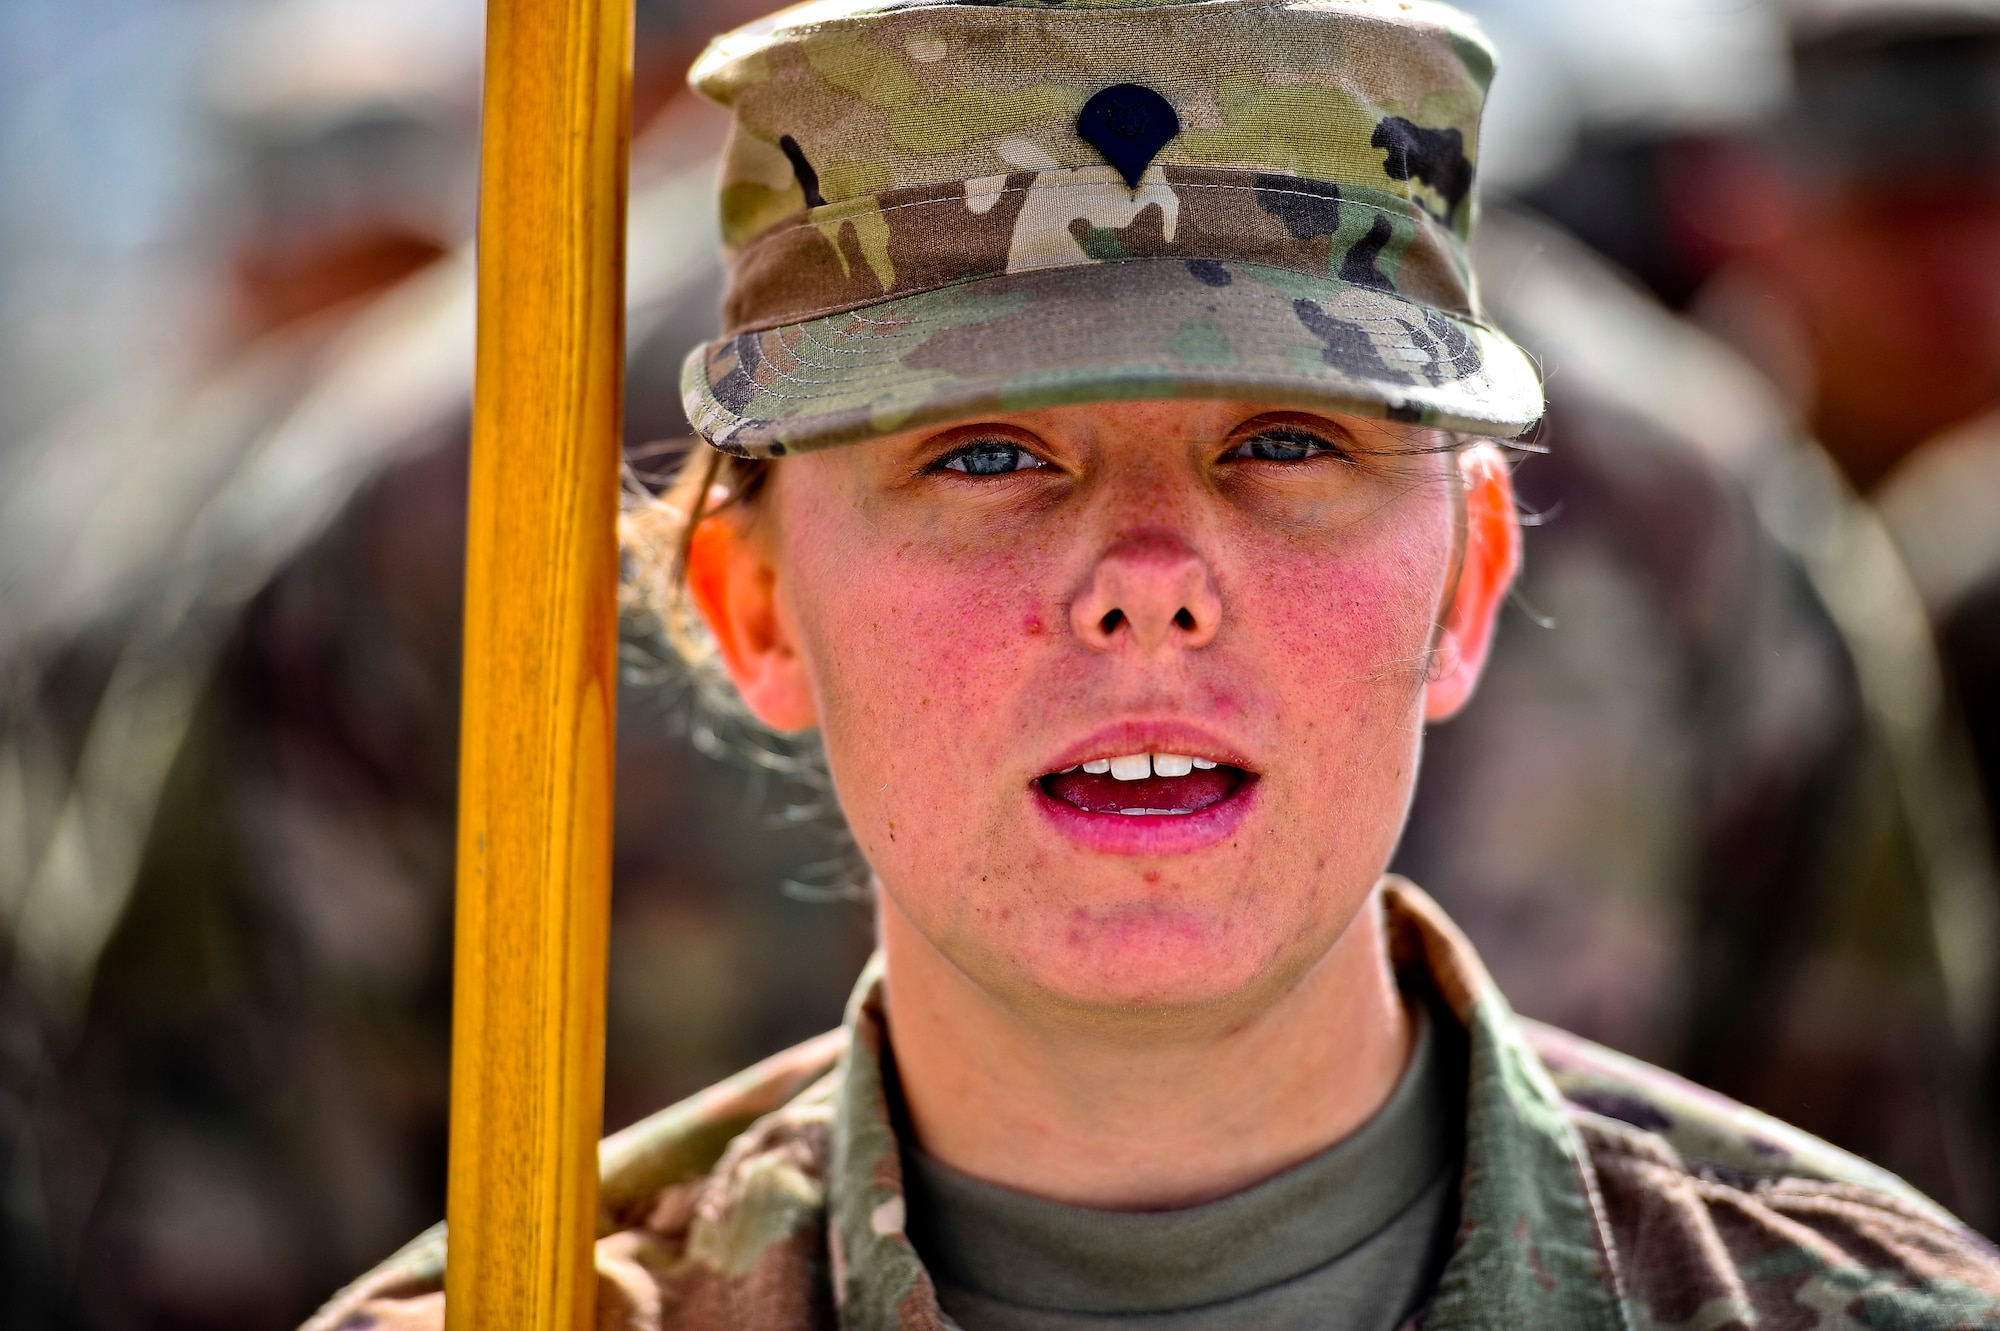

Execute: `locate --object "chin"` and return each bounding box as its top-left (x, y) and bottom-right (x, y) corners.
top-left (998, 897), bottom-right (1313, 1020)
top-left (882, 818), bottom-right (1375, 1021)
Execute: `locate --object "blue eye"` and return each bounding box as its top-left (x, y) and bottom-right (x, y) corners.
top-left (1226, 427), bottom-right (1343, 462)
top-left (941, 439), bottom-right (1048, 475)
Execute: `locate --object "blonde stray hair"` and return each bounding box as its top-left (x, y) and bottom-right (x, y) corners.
top-left (621, 445), bottom-right (841, 836)
top-left (621, 446), bottom-right (770, 687)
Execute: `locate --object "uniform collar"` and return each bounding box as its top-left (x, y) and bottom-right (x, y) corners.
top-left (823, 880), bottom-right (1634, 1331)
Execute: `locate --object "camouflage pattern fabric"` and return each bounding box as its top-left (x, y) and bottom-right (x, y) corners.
top-left (303, 881), bottom-right (2000, 1331)
top-left (677, 0), bottom-right (1544, 456)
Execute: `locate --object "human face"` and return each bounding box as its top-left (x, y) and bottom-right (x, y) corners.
top-left (695, 399), bottom-right (1516, 1022)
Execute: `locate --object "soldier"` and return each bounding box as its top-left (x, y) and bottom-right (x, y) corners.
top-left (1671, 0), bottom-right (2000, 1222)
top-left (0, 7), bottom-right (486, 1323)
top-left (315, 1), bottom-right (2000, 1328)
top-left (1683, 0), bottom-right (2000, 847)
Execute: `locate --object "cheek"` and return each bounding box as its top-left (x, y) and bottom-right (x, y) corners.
top-left (781, 505), bottom-right (1061, 830)
top-left (1231, 517), bottom-right (1449, 913)
top-left (1234, 510), bottom-right (1449, 708)
top-left (809, 537), bottom-right (1051, 705)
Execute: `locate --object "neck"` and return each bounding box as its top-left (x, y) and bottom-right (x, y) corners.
top-left (878, 884), bottom-right (1413, 1211)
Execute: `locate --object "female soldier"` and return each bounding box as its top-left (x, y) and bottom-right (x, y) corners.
top-left (312, 0), bottom-right (2000, 1327)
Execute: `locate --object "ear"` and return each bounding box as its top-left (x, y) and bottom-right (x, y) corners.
top-left (1424, 442), bottom-right (1520, 722)
top-left (686, 510), bottom-right (820, 732)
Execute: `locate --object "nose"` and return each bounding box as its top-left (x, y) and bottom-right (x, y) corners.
top-left (1070, 528), bottom-right (1222, 653)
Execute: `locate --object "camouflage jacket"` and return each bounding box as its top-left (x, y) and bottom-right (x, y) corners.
top-left (305, 882), bottom-right (2000, 1330)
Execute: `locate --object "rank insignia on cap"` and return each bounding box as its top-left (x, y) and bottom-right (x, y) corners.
top-left (1076, 83), bottom-right (1181, 188)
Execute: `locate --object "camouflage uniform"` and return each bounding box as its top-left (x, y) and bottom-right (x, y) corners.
top-left (305, 882), bottom-right (2000, 1331)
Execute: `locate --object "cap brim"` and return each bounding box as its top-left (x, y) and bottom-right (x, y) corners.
top-left (682, 258), bottom-right (1543, 457)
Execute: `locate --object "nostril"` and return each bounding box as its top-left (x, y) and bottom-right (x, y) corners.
top-left (1099, 609), bottom-right (1126, 636)
top-left (1173, 607), bottom-right (1196, 631)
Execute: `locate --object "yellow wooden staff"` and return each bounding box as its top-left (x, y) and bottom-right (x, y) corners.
top-left (447, 0), bottom-right (632, 1327)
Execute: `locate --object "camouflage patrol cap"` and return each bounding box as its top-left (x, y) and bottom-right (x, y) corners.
top-left (679, 0), bottom-right (1544, 458)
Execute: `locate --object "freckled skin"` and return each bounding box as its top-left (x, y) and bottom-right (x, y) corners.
top-left (696, 397), bottom-right (1519, 1206)
top-left (775, 402), bottom-right (1451, 1016)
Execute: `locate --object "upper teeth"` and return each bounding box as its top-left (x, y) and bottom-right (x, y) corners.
top-left (1073, 753), bottom-right (1219, 781)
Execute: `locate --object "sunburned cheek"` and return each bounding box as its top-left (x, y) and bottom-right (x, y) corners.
top-left (801, 540), bottom-right (1059, 798)
top-left (1245, 545), bottom-right (1443, 693)
top-left (1232, 530), bottom-right (1444, 843)
top-left (864, 556), bottom-right (1049, 695)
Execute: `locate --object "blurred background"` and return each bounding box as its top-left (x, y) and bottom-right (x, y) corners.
top-left (1, 0), bottom-right (1996, 1325)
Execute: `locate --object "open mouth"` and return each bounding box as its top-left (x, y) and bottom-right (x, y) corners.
top-left (1038, 752), bottom-right (1253, 817)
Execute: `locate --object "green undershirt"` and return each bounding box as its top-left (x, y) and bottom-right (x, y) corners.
top-left (901, 1002), bottom-right (1463, 1331)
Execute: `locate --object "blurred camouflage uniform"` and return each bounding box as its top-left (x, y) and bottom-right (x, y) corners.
top-left (309, 882), bottom-right (2000, 1331)
top-left (0, 12), bottom-right (869, 1327)
top-left (1398, 208), bottom-right (2000, 1226)
top-left (0, 9), bottom-right (484, 1319)
top-left (1880, 403), bottom-right (2000, 1231)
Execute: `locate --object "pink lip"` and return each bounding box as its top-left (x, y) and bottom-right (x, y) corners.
top-left (1033, 775), bottom-right (1259, 856)
top-left (1031, 721), bottom-right (1261, 856)
top-left (1038, 721), bottom-right (1256, 777)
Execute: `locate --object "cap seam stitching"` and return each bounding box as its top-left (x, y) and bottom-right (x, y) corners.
top-left (720, 257), bottom-right (1501, 344)
top-left (708, 311), bottom-right (1511, 406)
top-left (732, 178), bottom-right (1450, 258)
top-left (724, 253), bottom-right (1476, 340)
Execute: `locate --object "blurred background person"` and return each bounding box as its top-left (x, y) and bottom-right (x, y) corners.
top-left (1688, 0), bottom-right (2000, 495)
top-left (1398, 0), bottom-right (2000, 1228)
top-left (1, 3), bottom-right (861, 1327)
top-left (4, 0), bottom-right (1999, 1328)
top-left (0, 3), bottom-right (484, 1324)
top-left (1512, 0), bottom-right (2000, 886)
top-left (1706, 0), bottom-right (2000, 1227)
top-left (1401, 202), bottom-right (1999, 1225)
top-left (1486, 0), bottom-right (2000, 1223)
top-left (1674, 0), bottom-right (2000, 901)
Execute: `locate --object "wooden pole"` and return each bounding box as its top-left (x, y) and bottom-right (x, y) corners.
top-left (445, 0), bottom-right (631, 1327)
